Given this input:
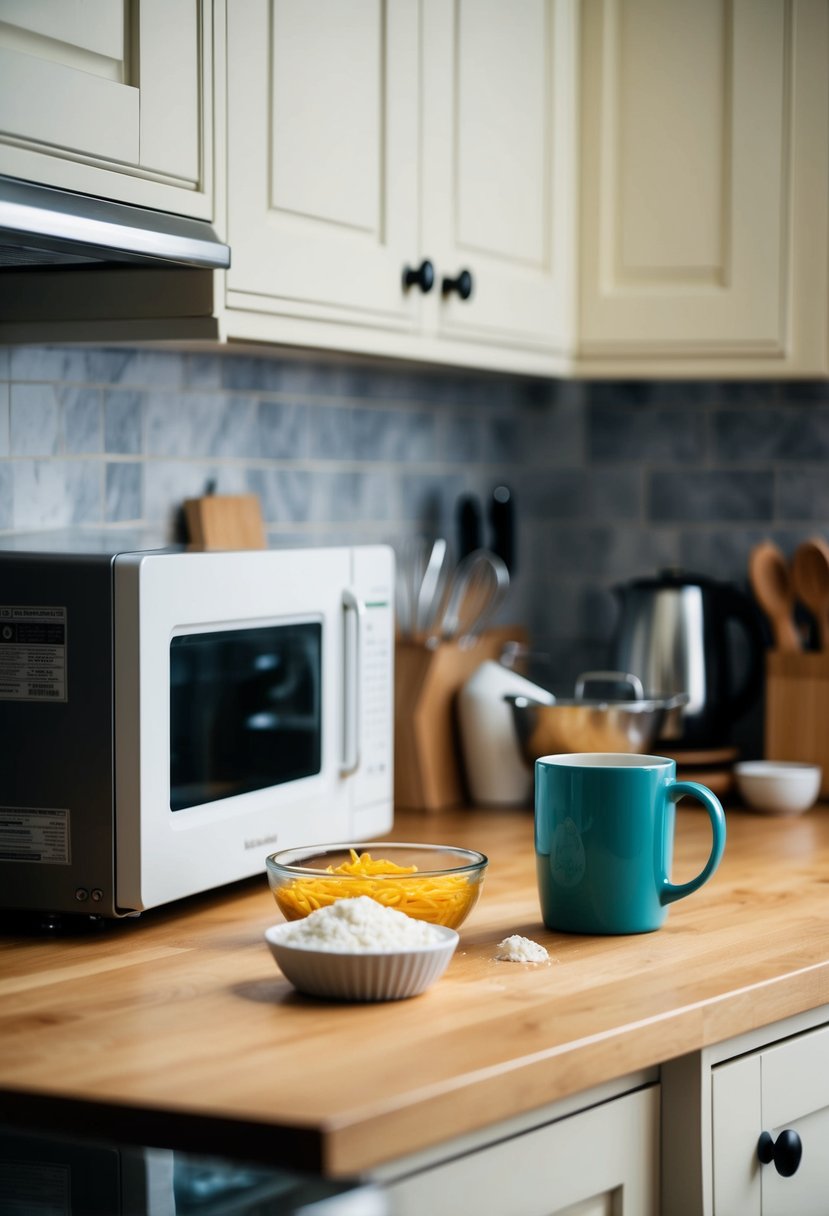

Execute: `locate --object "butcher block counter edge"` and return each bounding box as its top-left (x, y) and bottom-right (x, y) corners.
top-left (2, 804), bottom-right (829, 1179)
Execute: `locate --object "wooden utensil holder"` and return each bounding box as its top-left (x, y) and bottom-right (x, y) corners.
top-left (394, 626), bottom-right (526, 812)
top-left (765, 651), bottom-right (829, 796)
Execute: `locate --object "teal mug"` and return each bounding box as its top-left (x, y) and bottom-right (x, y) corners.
top-left (535, 753), bottom-right (726, 934)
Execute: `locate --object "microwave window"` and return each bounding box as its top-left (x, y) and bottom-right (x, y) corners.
top-left (169, 622), bottom-right (322, 812)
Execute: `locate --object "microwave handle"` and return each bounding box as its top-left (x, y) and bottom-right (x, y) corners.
top-left (341, 589), bottom-right (364, 776)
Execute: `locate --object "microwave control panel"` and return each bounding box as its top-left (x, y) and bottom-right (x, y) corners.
top-left (351, 547), bottom-right (394, 822)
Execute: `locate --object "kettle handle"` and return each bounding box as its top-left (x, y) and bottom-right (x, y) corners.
top-left (721, 584), bottom-right (766, 721)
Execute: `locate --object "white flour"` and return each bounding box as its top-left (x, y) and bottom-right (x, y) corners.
top-left (495, 935), bottom-right (549, 964)
top-left (278, 896), bottom-right (444, 952)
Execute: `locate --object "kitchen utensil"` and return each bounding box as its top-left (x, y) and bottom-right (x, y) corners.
top-left (792, 537), bottom-right (829, 651)
top-left (415, 537), bottom-right (451, 635)
top-left (748, 540), bottom-right (802, 652)
top-left (457, 660), bottom-right (553, 806)
top-left (535, 753), bottom-right (725, 935)
top-left (434, 549), bottom-right (510, 647)
top-left (395, 535), bottom-right (429, 637)
top-left (610, 569), bottom-right (765, 748)
top-left (266, 843), bottom-right (488, 930)
top-left (506, 672), bottom-right (689, 761)
top-left (734, 760), bottom-right (821, 815)
top-left (489, 484), bottom-right (515, 574)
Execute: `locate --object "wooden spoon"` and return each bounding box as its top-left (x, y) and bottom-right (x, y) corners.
top-left (792, 537), bottom-right (829, 651)
top-left (748, 540), bottom-right (801, 652)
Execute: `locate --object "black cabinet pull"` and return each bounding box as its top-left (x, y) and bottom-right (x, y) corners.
top-left (757, 1129), bottom-right (803, 1177)
top-left (402, 260), bottom-right (435, 294)
top-left (441, 269), bottom-right (473, 300)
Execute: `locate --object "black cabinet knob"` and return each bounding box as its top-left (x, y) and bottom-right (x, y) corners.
top-left (757, 1129), bottom-right (803, 1177)
top-left (402, 259), bottom-right (435, 294)
top-left (441, 268), bottom-right (473, 300)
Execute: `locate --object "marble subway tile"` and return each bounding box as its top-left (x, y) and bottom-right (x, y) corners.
top-left (312, 471), bottom-right (393, 523)
top-left (0, 465), bottom-right (12, 529)
top-left (308, 404), bottom-right (355, 460)
top-left (105, 463), bottom-right (142, 523)
top-left (0, 349), bottom-right (10, 380)
top-left (588, 402), bottom-right (707, 462)
top-left (258, 400), bottom-right (309, 460)
top-left (353, 407), bottom-right (435, 463)
top-left (143, 462), bottom-right (242, 529)
top-left (147, 392), bottom-right (259, 459)
top-left (648, 470), bottom-right (773, 522)
top-left (777, 469), bottom-right (829, 520)
top-left (10, 384), bottom-right (60, 456)
top-left (13, 461), bottom-right (100, 529)
top-left (62, 387), bottom-right (102, 454)
top-left (547, 525), bottom-right (678, 579)
top-left (589, 468), bottom-right (643, 521)
top-left (105, 390), bottom-right (144, 455)
top-left (519, 470), bottom-right (590, 520)
top-left (442, 414), bottom-right (481, 464)
top-left (0, 384), bottom-right (9, 457)
top-left (183, 353), bottom-right (224, 389)
top-left (714, 406), bottom-right (829, 462)
top-left (246, 468), bottom-right (313, 523)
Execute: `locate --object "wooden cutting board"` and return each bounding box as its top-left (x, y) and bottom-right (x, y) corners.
top-left (183, 493), bottom-right (266, 550)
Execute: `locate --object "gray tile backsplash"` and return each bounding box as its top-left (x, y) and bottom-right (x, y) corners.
top-left (3, 347), bottom-right (829, 700)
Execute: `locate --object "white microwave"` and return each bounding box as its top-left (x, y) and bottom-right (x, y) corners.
top-left (0, 542), bottom-right (394, 918)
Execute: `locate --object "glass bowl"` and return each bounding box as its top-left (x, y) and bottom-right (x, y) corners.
top-left (265, 842), bottom-right (488, 930)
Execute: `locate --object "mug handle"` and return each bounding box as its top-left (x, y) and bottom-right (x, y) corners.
top-left (660, 780), bottom-right (727, 907)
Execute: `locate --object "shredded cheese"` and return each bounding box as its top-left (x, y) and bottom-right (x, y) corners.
top-left (274, 849), bottom-right (478, 928)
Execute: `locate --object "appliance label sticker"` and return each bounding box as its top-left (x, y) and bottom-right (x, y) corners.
top-left (0, 605), bottom-right (67, 701)
top-left (0, 807), bottom-right (71, 864)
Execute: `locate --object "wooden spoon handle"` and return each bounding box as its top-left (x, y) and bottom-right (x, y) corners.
top-left (792, 538), bottom-right (829, 651)
top-left (748, 541), bottom-right (801, 652)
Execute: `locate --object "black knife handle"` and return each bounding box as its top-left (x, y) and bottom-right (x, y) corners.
top-left (457, 494), bottom-right (483, 561)
top-left (489, 484), bottom-right (515, 574)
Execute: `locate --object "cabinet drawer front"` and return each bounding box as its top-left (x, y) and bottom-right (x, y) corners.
top-left (386, 1086), bottom-right (659, 1216)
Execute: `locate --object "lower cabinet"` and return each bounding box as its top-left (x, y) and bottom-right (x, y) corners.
top-left (663, 1005), bottom-right (829, 1216)
top-left (382, 1084), bottom-right (660, 1216)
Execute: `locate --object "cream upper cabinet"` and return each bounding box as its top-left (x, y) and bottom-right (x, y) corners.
top-left (222, 0), bottom-right (569, 372)
top-left (225, 0), bottom-right (422, 338)
top-left (419, 0), bottom-right (570, 359)
top-left (0, 0), bottom-right (214, 219)
top-left (221, 0), bottom-right (828, 376)
top-left (576, 0), bottom-right (828, 376)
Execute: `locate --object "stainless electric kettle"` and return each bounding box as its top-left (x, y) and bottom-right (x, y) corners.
top-left (610, 569), bottom-right (765, 748)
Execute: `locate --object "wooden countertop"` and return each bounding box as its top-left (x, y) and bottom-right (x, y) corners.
top-left (3, 803), bottom-right (829, 1177)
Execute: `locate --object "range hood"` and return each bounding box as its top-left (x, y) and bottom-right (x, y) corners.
top-left (0, 175), bottom-right (230, 342)
top-left (0, 175), bottom-right (229, 270)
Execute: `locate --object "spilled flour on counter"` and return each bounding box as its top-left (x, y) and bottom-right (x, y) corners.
top-left (494, 935), bottom-right (549, 964)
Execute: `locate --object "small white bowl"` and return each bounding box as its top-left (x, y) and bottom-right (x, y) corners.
top-left (734, 760), bottom-right (822, 815)
top-left (264, 922), bottom-right (459, 1001)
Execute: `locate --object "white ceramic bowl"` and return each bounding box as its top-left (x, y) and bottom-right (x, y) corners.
top-left (264, 921), bottom-right (459, 1001)
top-left (734, 760), bottom-right (822, 815)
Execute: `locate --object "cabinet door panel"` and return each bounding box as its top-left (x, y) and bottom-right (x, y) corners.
top-left (713, 1024), bottom-right (829, 1216)
top-left (579, 0), bottom-right (788, 356)
top-left (227, 0), bottom-right (420, 329)
top-left (386, 1086), bottom-right (659, 1216)
top-left (0, 0), bottom-right (202, 186)
top-left (421, 0), bottom-right (570, 353)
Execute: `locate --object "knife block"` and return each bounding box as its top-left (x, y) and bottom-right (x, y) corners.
top-left (765, 651), bottom-right (829, 797)
top-left (394, 625), bottom-right (526, 812)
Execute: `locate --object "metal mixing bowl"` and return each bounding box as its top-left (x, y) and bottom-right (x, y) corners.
top-left (505, 671), bottom-right (688, 762)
